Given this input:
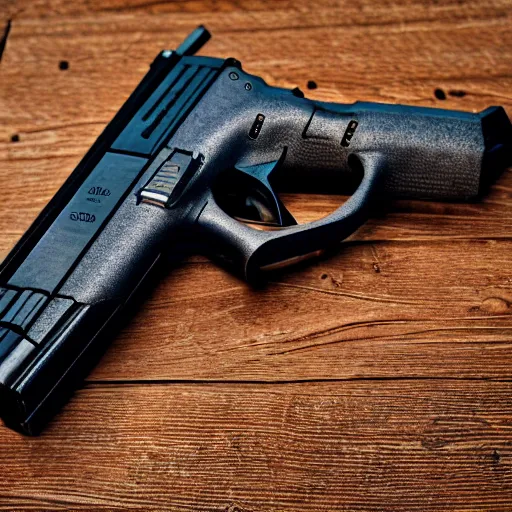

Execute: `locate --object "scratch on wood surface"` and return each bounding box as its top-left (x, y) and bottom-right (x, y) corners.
top-left (14, 120), bottom-right (106, 135)
top-left (155, 285), bottom-right (244, 302)
top-left (0, 154), bottom-right (76, 163)
top-left (270, 281), bottom-right (435, 305)
top-left (268, 319), bottom-right (512, 355)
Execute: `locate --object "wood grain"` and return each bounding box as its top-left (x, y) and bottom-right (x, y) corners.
top-left (91, 240), bottom-right (512, 382)
top-left (1, 0), bottom-right (512, 510)
top-left (1, 381), bottom-right (512, 511)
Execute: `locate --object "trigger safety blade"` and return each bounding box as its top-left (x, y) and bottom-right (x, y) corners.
top-left (234, 159), bottom-right (296, 227)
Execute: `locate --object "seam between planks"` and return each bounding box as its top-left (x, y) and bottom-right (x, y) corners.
top-left (84, 376), bottom-right (512, 387)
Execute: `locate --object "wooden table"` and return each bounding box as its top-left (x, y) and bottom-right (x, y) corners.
top-left (1, 0), bottom-right (511, 510)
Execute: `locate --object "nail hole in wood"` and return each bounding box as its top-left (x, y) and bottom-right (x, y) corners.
top-left (434, 88), bottom-right (446, 100)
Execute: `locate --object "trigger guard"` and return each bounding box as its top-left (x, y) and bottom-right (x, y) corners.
top-left (197, 152), bottom-right (385, 281)
top-left (244, 152), bottom-right (385, 278)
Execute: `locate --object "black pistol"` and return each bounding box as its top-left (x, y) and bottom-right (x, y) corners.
top-left (0, 26), bottom-right (511, 434)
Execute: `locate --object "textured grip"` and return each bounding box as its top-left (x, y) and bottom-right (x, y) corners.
top-left (313, 101), bottom-right (512, 201)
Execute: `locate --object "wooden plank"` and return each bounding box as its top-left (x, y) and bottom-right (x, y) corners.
top-left (1, 381), bottom-right (511, 511)
top-left (5, 0), bottom-right (512, 25)
top-left (83, 239), bottom-right (512, 382)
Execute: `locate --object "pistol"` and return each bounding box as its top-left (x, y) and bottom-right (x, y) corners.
top-left (1, 26), bottom-right (511, 434)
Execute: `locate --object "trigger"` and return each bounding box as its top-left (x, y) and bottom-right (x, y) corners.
top-left (242, 186), bottom-right (296, 227)
top-left (234, 159), bottom-right (297, 227)
top-left (214, 155), bottom-right (297, 227)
